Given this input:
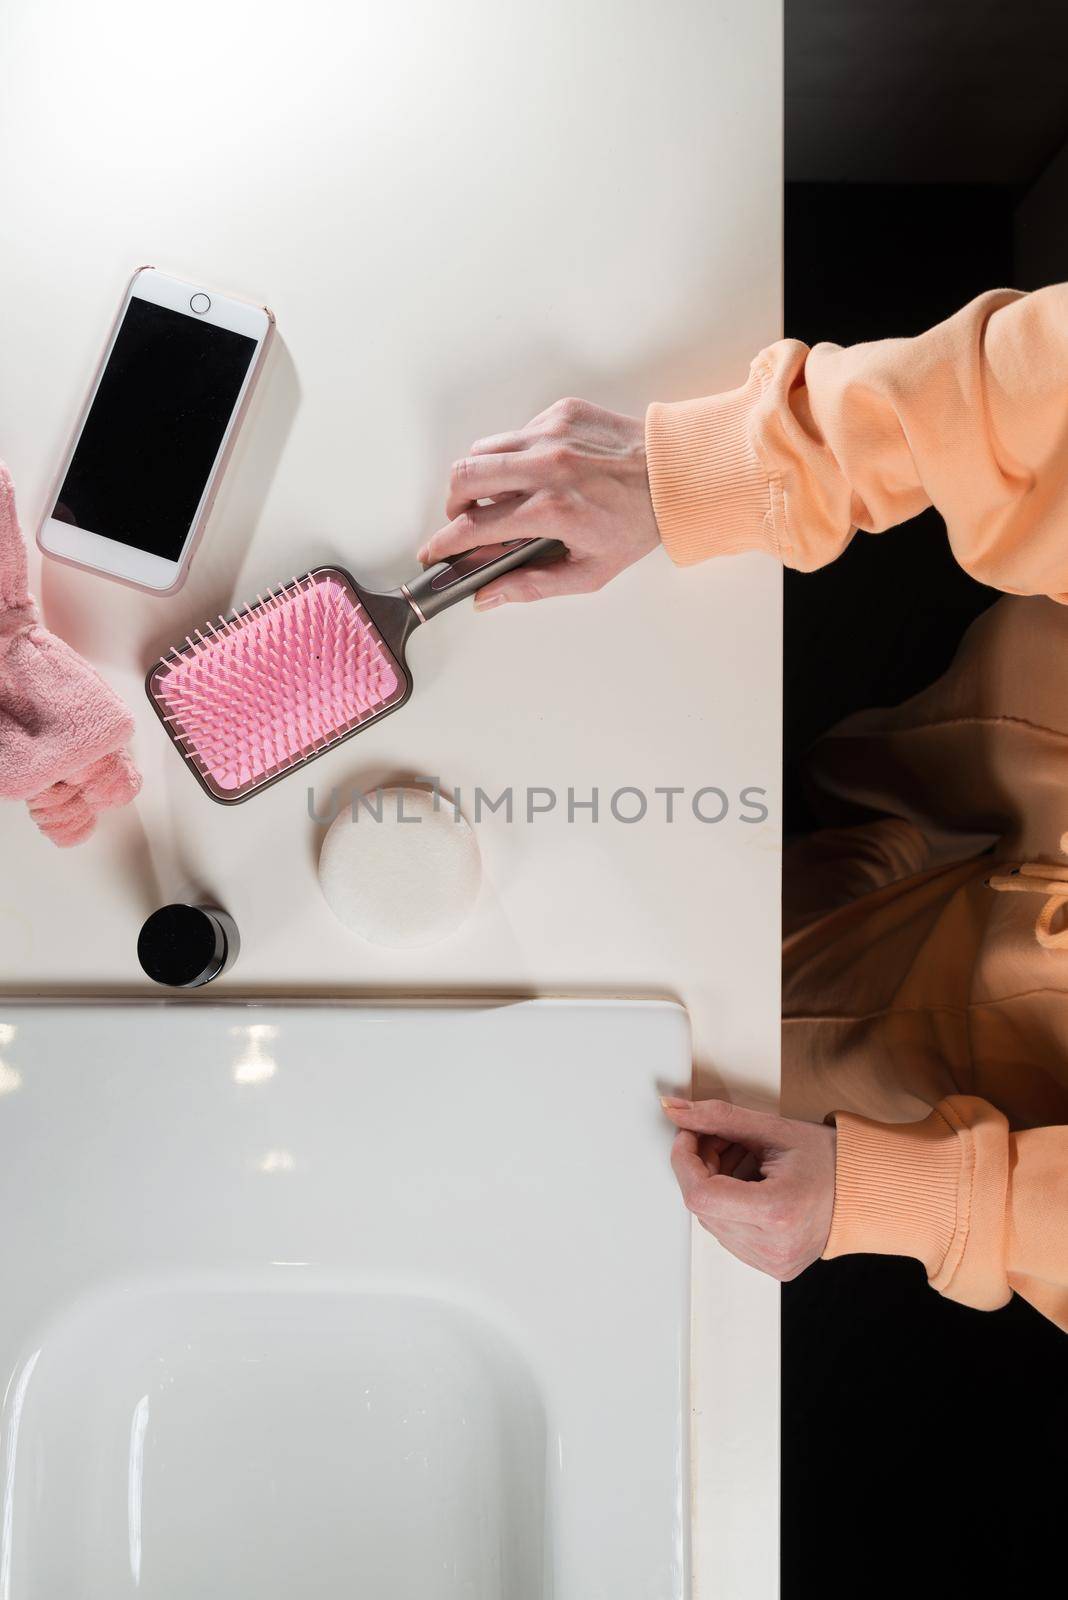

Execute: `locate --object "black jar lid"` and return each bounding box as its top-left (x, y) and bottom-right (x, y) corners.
top-left (137, 904), bottom-right (232, 989)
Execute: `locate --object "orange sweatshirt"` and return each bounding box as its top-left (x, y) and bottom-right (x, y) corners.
top-left (646, 286), bottom-right (1068, 1329)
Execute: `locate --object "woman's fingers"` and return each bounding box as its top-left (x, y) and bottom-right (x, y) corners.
top-left (669, 1130), bottom-right (766, 1225)
top-left (660, 1096), bottom-right (787, 1152)
top-left (664, 1098), bottom-right (838, 1283)
top-left (417, 501), bottom-right (527, 565)
top-left (418, 400), bottom-right (656, 601)
top-left (446, 451), bottom-right (558, 520)
top-left (472, 558), bottom-right (586, 610)
top-left (469, 430), bottom-right (528, 456)
top-left (669, 1128), bottom-right (717, 1182)
top-left (416, 501), bottom-right (591, 605)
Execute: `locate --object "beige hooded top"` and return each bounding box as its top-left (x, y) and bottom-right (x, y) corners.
top-left (646, 285), bottom-right (1068, 1330)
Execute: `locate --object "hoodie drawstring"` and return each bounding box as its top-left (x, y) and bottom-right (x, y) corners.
top-left (987, 831), bottom-right (1068, 949)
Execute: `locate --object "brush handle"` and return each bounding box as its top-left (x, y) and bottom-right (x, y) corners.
top-left (402, 537), bottom-right (565, 623)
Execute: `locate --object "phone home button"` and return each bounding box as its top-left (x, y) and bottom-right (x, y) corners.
top-left (189, 293), bottom-right (211, 314)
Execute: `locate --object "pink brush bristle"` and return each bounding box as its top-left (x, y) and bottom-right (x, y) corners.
top-left (153, 574), bottom-right (402, 796)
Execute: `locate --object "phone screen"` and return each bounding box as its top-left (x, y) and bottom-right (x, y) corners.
top-left (52, 296), bottom-right (257, 562)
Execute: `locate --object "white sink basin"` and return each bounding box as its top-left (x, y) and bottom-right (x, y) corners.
top-left (0, 1000), bottom-right (690, 1598)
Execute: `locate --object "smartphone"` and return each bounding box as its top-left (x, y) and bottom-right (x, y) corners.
top-left (38, 267), bottom-right (273, 594)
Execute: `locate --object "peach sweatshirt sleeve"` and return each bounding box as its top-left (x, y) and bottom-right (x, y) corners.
top-left (646, 286), bottom-right (1068, 1322)
top-left (646, 284), bottom-right (1068, 600)
top-left (822, 1098), bottom-right (1068, 1328)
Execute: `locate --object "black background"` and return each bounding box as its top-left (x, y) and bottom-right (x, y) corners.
top-left (54, 296), bottom-right (255, 560)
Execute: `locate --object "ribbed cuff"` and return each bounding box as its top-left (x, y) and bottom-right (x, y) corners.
top-left (645, 364), bottom-right (781, 567)
top-left (823, 1107), bottom-right (963, 1279)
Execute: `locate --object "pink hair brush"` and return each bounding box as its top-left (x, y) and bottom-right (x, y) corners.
top-left (146, 537), bottom-right (562, 803)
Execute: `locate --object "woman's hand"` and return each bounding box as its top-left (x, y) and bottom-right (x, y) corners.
top-left (661, 1097), bottom-right (836, 1282)
top-left (417, 398), bottom-right (660, 607)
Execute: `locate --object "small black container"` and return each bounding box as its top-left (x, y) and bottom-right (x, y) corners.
top-left (137, 904), bottom-right (239, 989)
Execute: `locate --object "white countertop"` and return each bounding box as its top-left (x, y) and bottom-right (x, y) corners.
top-left (0, 2), bottom-right (782, 1593)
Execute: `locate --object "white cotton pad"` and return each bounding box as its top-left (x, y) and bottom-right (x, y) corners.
top-left (317, 785), bottom-right (482, 948)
